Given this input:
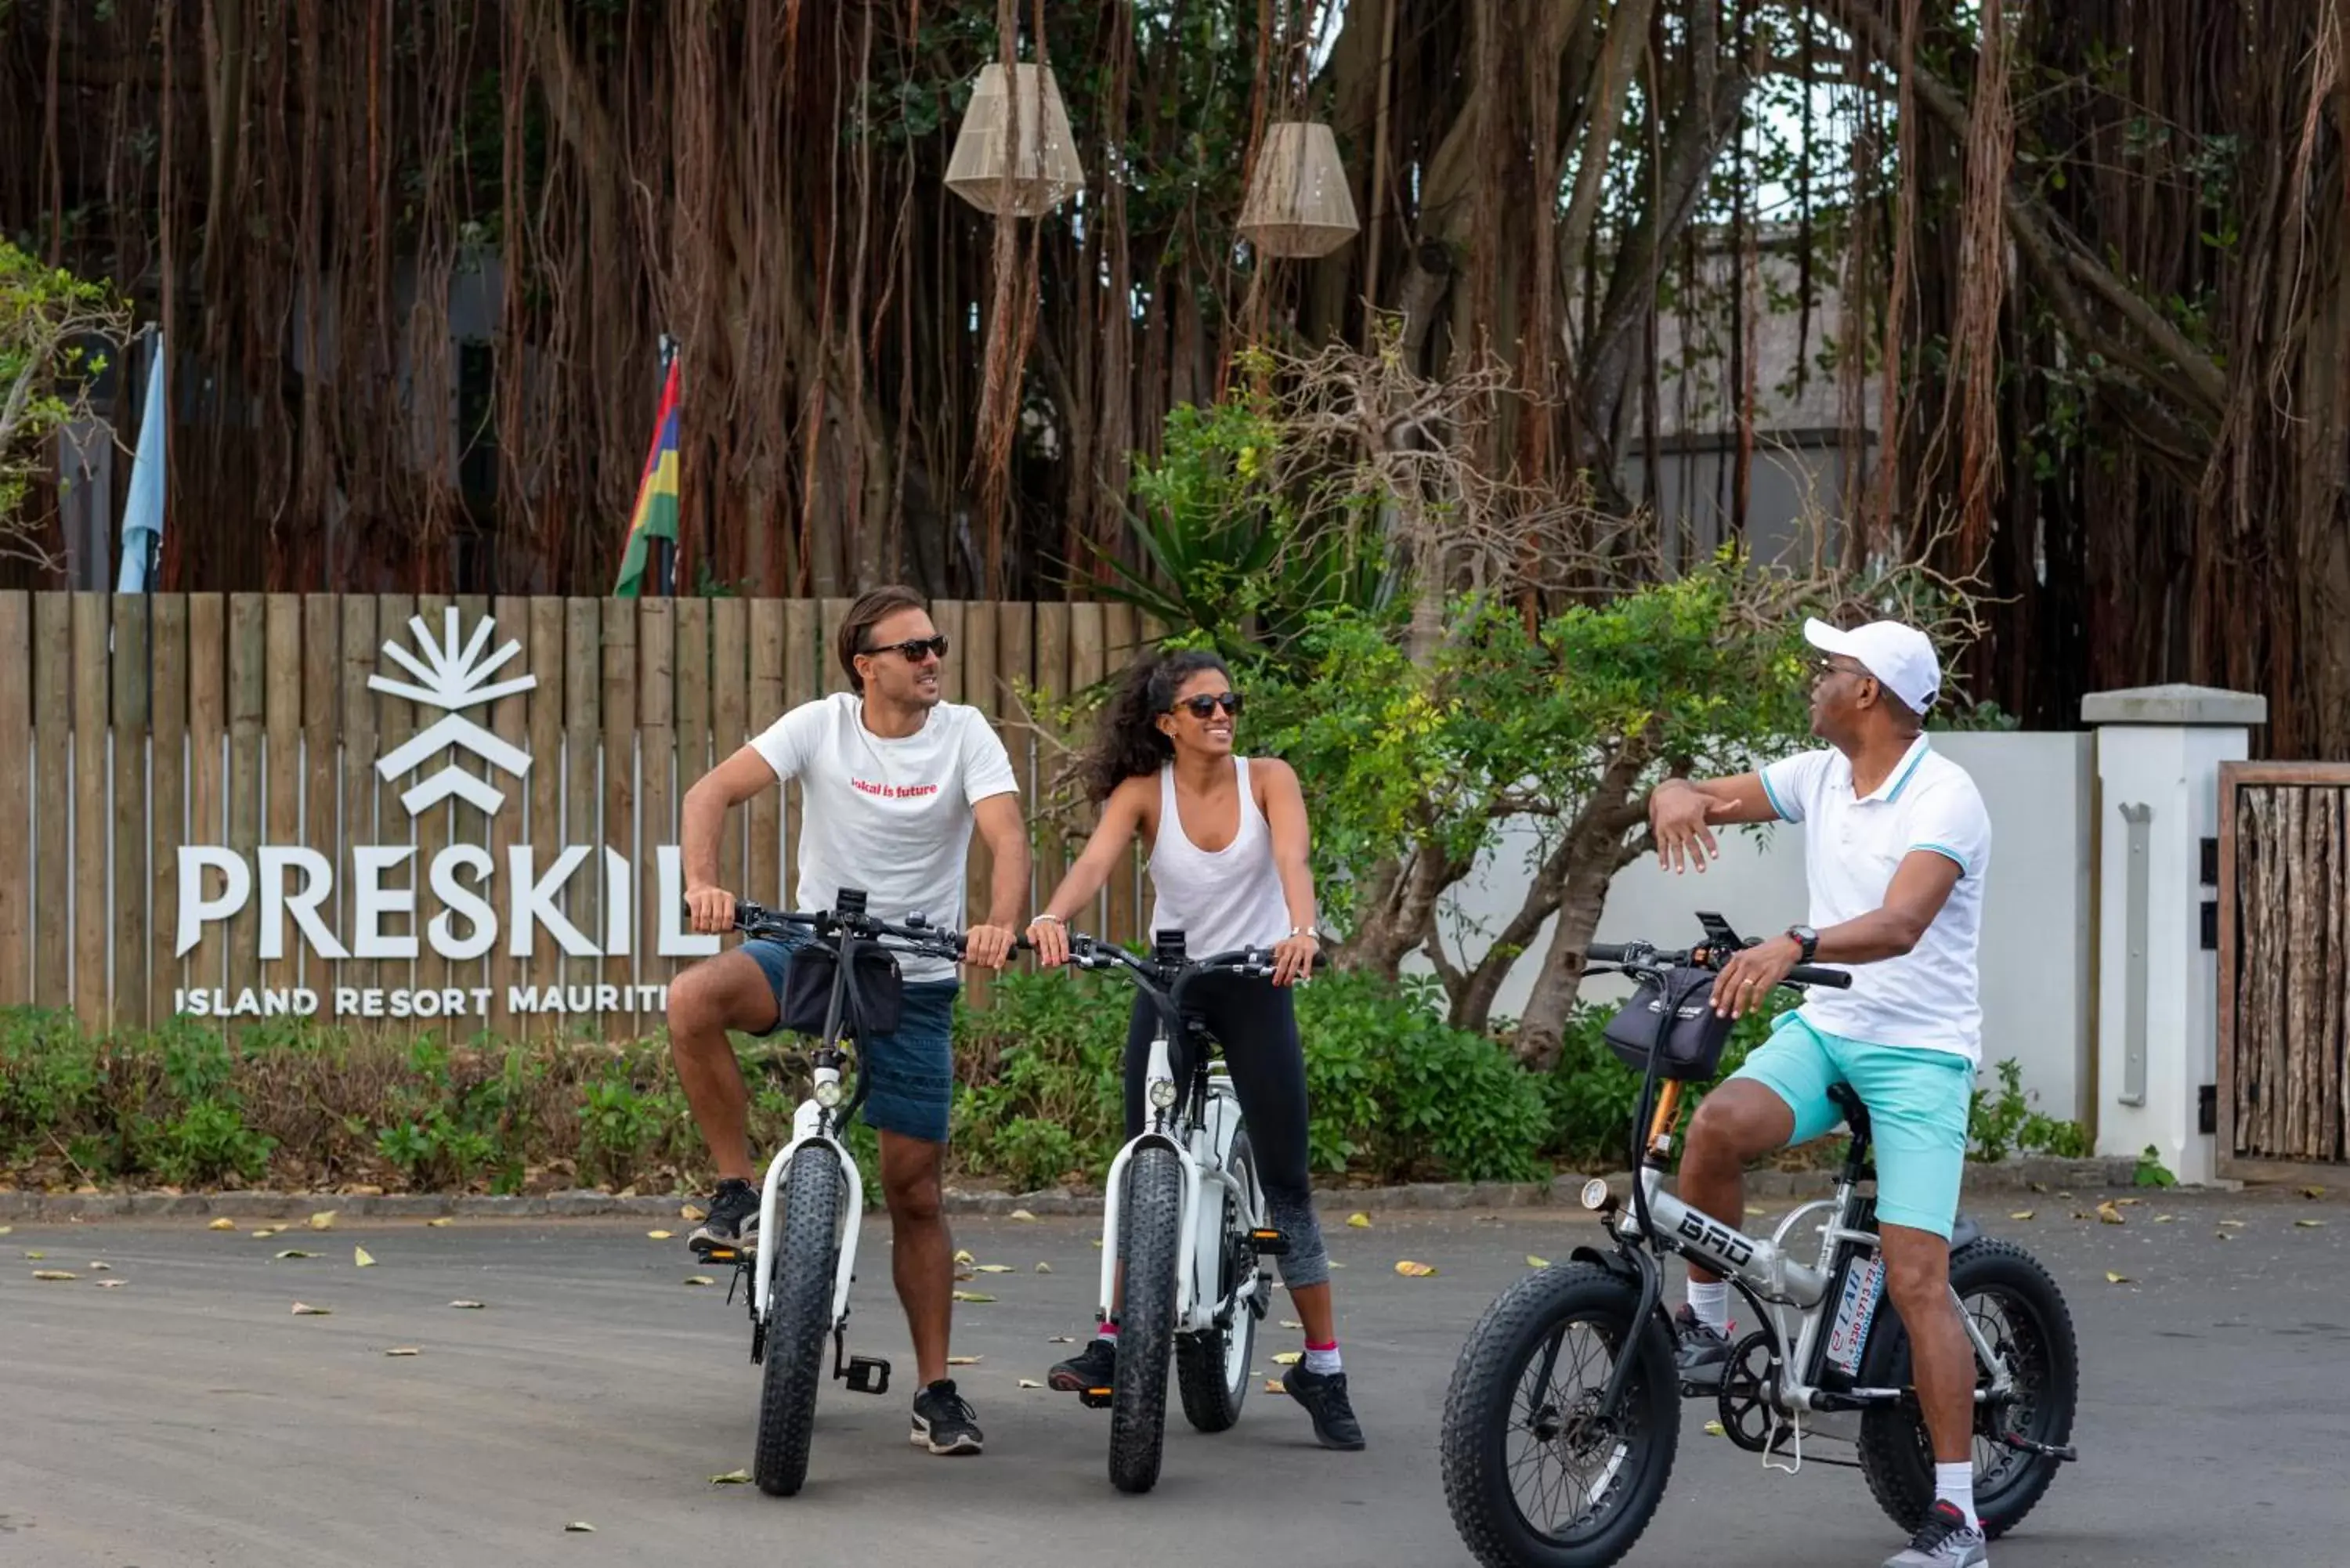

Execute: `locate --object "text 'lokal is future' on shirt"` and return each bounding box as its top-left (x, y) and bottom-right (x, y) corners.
top-left (1759, 734), bottom-right (1992, 1064)
top-left (750, 692), bottom-right (1018, 984)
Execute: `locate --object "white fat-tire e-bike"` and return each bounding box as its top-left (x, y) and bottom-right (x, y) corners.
top-left (696, 891), bottom-right (987, 1498)
top-left (1058, 928), bottom-right (1321, 1494)
top-left (1438, 914), bottom-right (2080, 1568)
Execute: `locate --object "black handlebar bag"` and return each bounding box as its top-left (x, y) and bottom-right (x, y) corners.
top-left (1600, 965), bottom-right (1737, 1081)
top-left (778, 941), bottom-right (906, 1039)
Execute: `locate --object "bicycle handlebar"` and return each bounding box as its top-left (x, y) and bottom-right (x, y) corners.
top-left (1585, 938), bottom-right (1853, 990)
top-left (1055, 930), bottom-right (1330, 990)
top-left (716, 898), bottom-right (1036, 959)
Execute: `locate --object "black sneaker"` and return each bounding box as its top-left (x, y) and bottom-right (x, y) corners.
top-left (1278, 1364), bottom-right (1365, 1451)
top-left (910, 1378), bottom-right (984, 1455)
top-left (1047, 1336), bottom-right (1118, 1394)
top-left (686, 1177), bottom-right (761, 1252)
top-left (1672, 1304), bottom-right (1733, 1389)
top-left (1883, 1501), bottom-right (1988, 1566)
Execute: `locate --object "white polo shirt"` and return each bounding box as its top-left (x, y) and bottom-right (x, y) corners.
top-left (1759, 735), bottom-right (1991, 1064)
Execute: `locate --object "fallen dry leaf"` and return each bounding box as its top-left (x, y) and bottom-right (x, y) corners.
top-left (1009, 1209), bottom-right (1038, 1223)
top-left (207, 1217), bottom-right (237, 1231)
top-left (309, 1212), bottom-right (338, 1231)
top-left (1047, 1335), bottom-right (1076, 1344)
top-left (2218, 1230), bottom-right (2235, 1241)
top-left (2096, 1201), bottom-right (2126, 1225)
top-left (0, 1226), bottom-right (10, 1235)
top-left (426, 1217), bottom-right (454, 1228)
top-left (708, 1469), bottom-right (751, 1485)
top-left (2009, 1211), bottom-right (2036, 1222)
top-left (683, 1275), bottom-right (716, 1287)
top-left (2301, 1186), bottom-right (2326, 1199)
top-left (1394, 1259), bottom-right (1437, 1277)
top-left (565, 1522), bottom-right (595, 1533)
top-left (449, 1299), bottom-right (486, 1310)
top-left (291, 1301), bottom-right (331, 1314)
top-left (93, 1278), bottom-right (125, 1288)
top-left (1704, 1420), bottom-right (1726, 1437)
top-left (645, 1230), bottom-right (672, 1241)
top-left (947, 1355), bottom-right (982, 1365)
top-left (1526, 1255), bottom-right (1552, 1269)
top-left (1018, 1378), bottom-right (1044, 1389)
top-left (2105, 1271), bottom-right (2130, 1284)
top-left (385, 1347), bottom-right (421, 1357)
top-left (1346, 1212), bottom-right (1372, 1229)
top-left (31, 1269), bottom-right (75, 1281)
top-left (85, 1259), bottom-right (111, 1271)
top-left (21, 1250), bottom-right (42, 1259)
top-left (955, 1268), bottom-right (977, 1281)
top-left (250, 1230), bottom-right (275, 1238)
top-left (2116, 1197), bottom-right (2142, 1207)
top-left (1264, 1378), bottom-right (1285, 1393)
top-left (1271, 1350), bottom-right (1301, 1365)
top-left (1329, 1260), bottom-right (1347, 1270)
top-left (1281, 1320), bottom-right (1303, 1330)
top-left (2296, 1219), bottom-right (2327, 1229)
top-left (680, 1204), bottom-right (707, 1223)
top-left (953, 1290), bottom-right (996, 1303)
top-left (953, 1248), bottom-right (976, 1265)
top-left (2219, 1219), bottom-right (2247, 1228)
top-left (973, 1263), bottom-right (1012, 1274)
top-left (275, 1248), bottom-right (316, 1259)
top-left (2154, 1214), bottom-right (2175, 1224)
top-left (2030, 1181), bottom-right (2048, 1193)
top-left (2056, 1190), bottom-right (2075, 1200)
top-left (354, 1246), bottom-right (377, 1268)
top-left (1034, 1262), bottom-right (1053, 1274)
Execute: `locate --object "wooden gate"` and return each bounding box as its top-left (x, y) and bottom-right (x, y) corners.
top-left (2218, 762), bottom-right (2350, 1182)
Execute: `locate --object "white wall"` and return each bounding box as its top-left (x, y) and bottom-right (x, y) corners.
top-left (1410, 731), bottom-right (2096, 1125)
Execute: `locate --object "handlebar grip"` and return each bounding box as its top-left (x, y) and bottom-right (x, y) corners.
top-left (1788, 963), bottom-right (1852, 988)
top-left (1585, 943), bottom-right (1629, 963)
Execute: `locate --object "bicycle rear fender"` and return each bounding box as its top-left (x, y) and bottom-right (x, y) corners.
top-left (751, 1125), bottom-right (863, 1329)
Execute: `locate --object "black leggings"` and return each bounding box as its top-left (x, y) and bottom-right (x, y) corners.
top-left (1122, 971), bottom-right (1329, 1290)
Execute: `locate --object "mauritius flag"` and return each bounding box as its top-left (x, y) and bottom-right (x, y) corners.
top-left (613, 352), bottom-right (682, 597)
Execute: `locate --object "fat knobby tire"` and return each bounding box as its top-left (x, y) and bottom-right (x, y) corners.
top-left (1856, 1237), bottom-right (2081, 1540)
top-left (1175, 1127), bottom-right (1258, 1434)
top-left (753, 1143), bottom-right (845, 1498)
top-left (1439, 1261), bottom-right (1680, 1568)
top-left (1108, 1143), bottom-right (1184, 1494)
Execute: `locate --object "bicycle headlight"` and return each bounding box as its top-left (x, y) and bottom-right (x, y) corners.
top-left (1148, 1078), bottom-right (1178, 1110)
top-left (1579, 1176), bottom-right (1611, 1211)
top-left (814, 1078), bottom-right (844, 1109)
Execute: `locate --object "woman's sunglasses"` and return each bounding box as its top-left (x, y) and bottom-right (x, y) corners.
top-left (863, 634), bottom-right (950, 662)
top-left (1173, 692), bottom-right (1244, 719)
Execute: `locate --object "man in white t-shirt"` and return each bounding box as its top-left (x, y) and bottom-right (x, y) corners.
top-left (1647, 616), bottom-right (1995, 1568)
top-left (667, 585), bottom-right (1029, 1459)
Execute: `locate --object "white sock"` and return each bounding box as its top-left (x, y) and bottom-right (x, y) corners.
top-left (1934, 1462), bottom-right (1977, 1530)
top-left (1303, 1341), bottom-right (1341, 1375)
top-left (1685, 1280), bottom-right (1730, 1335)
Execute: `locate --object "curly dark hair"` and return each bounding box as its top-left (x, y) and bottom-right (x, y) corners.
top-left (1076, 649), bottom-right (1234, 804)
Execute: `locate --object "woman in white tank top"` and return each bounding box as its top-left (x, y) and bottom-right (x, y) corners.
top-left (1023, 650), bottom-right (1365, 1452)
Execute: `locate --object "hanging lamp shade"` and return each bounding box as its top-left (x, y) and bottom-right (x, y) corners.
top-left (1237, 121), bottom-right (1360, 258)
top-left (944, 62), bottom-right (1085, 217)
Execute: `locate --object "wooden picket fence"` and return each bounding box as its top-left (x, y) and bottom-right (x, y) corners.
top-left (0, 591), bottom-right (1156, 1040)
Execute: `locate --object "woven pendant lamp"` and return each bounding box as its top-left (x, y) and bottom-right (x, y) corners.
top-left (944, 62), bottom-right (1085, 217)
top-left (1237, 121), bottom-right (1359, 258)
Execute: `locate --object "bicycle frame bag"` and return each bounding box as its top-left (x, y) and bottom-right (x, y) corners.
top-left (778, 941), bottom-right (905, 1039)
top-left (1600, 964), bottom-right (1736, 1081)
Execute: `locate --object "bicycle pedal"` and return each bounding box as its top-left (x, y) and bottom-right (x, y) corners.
top-left (1248, 1227), bottom-right (1289, 1255)
top-left (839, 1356), bottom-right (891, 1396)
top-left (1076, 1386), bottom-right (1115, 1410)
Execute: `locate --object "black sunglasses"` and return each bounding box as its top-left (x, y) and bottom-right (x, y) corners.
top-left (862, 634), bottom-right (949, 663)
top-left (1173, 692), bottom-right (1244, 719)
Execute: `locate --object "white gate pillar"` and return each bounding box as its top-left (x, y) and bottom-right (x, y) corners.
top-left (2081, 685), bottom-right (2267, 1185)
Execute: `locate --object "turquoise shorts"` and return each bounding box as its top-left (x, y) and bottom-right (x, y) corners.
top-left (1728, 1011), bottom-right (1972, 1239)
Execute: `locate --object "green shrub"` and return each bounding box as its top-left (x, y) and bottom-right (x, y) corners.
top-left (1967, 1057), bottom-right (2090, 1162)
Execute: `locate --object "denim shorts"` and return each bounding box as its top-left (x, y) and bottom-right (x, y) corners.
top-left (1728, 1010), bottom-right (1973, 1239)
top-left (739, 934), bottom-right (959, 1145)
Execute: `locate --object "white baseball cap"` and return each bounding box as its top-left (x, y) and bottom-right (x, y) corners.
top-left (1804, 616), bottom-right (1941, 714)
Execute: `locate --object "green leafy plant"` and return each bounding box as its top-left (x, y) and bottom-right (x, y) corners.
top-left (1, 241), bottom-right (132, 547)
top-left (1967, 1058), bottom-right (2091, 1163)
top-left (2134, 1144), bottom-right (2178, 1188)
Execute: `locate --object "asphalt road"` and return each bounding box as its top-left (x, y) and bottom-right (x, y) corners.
top-left (4, 1185), bottom-right (2346, 1568)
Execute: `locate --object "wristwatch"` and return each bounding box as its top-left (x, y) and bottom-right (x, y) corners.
top-left (1786, 924), bottom-right (1819, 964)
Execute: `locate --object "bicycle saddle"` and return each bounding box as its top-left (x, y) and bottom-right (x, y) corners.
top-left (1827, 1082), bottom-right (1871, 1143)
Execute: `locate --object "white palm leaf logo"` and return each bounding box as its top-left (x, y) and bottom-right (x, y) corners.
top-left (369, 609), bottom-right (537, 817)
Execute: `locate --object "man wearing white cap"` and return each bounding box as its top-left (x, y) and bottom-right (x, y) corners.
top-left (1646, 616), bottom-right (1995, 1568)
